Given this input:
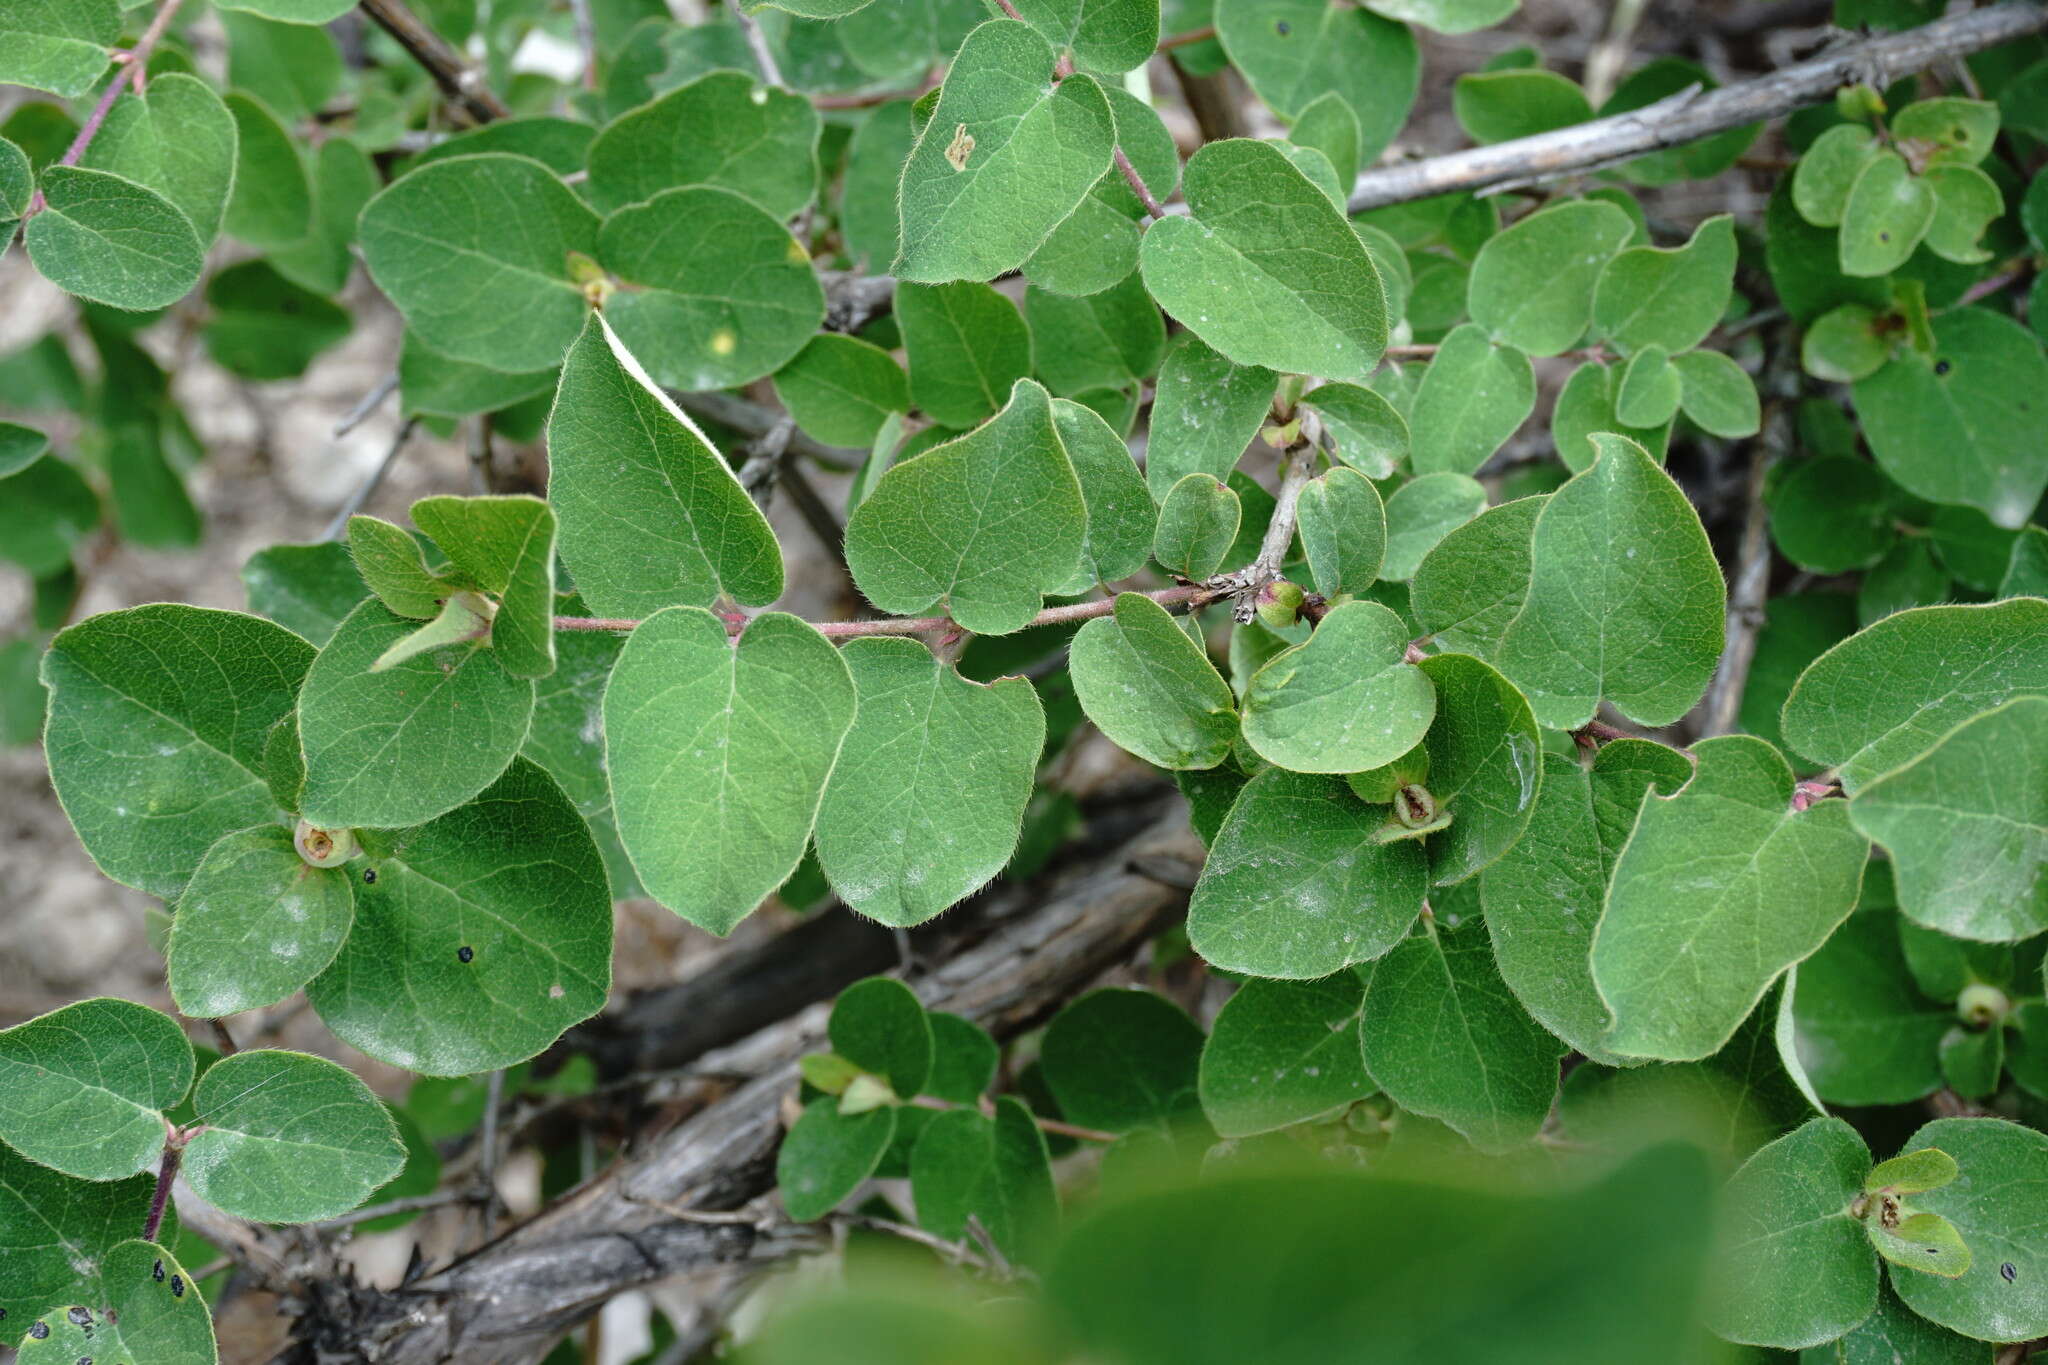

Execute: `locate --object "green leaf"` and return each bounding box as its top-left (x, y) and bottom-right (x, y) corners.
top-left (166, 826), bottom-right (354, 1018)
top-left (1670, 349), bottom-right (1760, 438)
top-left (239, 544), bottom-right (368, 650)
top-left (1615, 344), bottom-right (1682, 428)
top-left (1364, 0), bottom-right (1513, 34)
top-left (359, 154), bottom-right (599, 373)
top-left (1802, 304), bottom-right (1889, 383)
top-left (1151, 472), bottom-right (1241, 579)
top-left (0, 998), bottom-right (192, 1182)
top-left (220, 93), bottom-right (308, 251)
top-left (180, 1049), bottom-right (402, 1223)
top-left (0, 0), bottom-right (114, 98)
top-left (1362, 912), bottom-right (1564, 1151)
top-left (0, 136), bottom-right (27, 231)
top-left (1495, 433), bottom-right (1725, 729)
top-left (1240, 600), bottom-right (1436, 774)
top-left (14, 1239), bottom-right (215, 1365)
top-left (1922, 164), bottom-right (2001, 265)
top-left (1854, 308), bottom-right (2048, 529)
top-left (846, 378), bottom-right (1086, 634)
top-left (296, 600), bottom-right (535, 830)
top-left (600, 186), bottom-right (825, 392)
top-left (1483, 739), bottom-right (1692, 1062)
top-left (41, 605), bottom-right (314, 898)
top-left (1452, 68), bottom-right (1592, 143)
top-left (1139, 137), bottom-right (1388, 381)
top-left (1040, 988), bottom-right (1203, 1133)
top-left (1869, 1209), bottom-right (1970, 1280)
top-left (1468, 199), bottom-right (1634, 357)
top-left (1803, 1281), bottom-right (1991, 1365)
top-left (895, 280), bottom-right (1034, 429)
top-left (1027, 85), bottom-right (1179, 296)
top-left (1848, 697), bottom-right (2048, 942)
top-left (1049, 1135), bottom-right (1714, 1365)
top-left (398, 331), bottom-right (554, 421)
top-left (1593, 736), bottom-right (1871, 1061)
top-left (1381, 471), bottom-right (1487, 581)
top-left (547, 314), bottom-right (784, 617)
top-left (895, 20), bottom-right (1114, 282)
top-left (1413, 652), bottom-right (1541, 884)
top-left (1781, 600), bottom-right (2048, 793)
top-left (0, 1147), bottom-right (169, 1345)
top-left (25, 167), bottom-right (203, 312)
top-left (776, 1097), bottom-right (896, 1221)
top-left (814, 637), bottom-right (1042, 927)
top-left (1888, 1118), bottom-right (2048, 1339)
top-left (1411, 494), bottom-right (1542, 658)
top-left (219, 0), bottom-right (353, 16)
top-left (772, 334), bottom-right (909, 448)
top-left (1704, 1116), bottom-right (1876, 1348)
top-left (1300, 381), bottom-right (1407, 479)
top-left (1026, 272), bottom-right (1165, 397)
top-left (1188, 769), bottom-right (1427, 976)
top-left (1867, 1147), bottom-right (1960, 1195)
top-left (200, 261), bottom-right (351, 382)
top-left (0, 452), bottom-right (100, 577)
top-left (1771, 457), bottom-right (1897, 576)
top-left (1053, 396), bottom-right (1155, 589)
top-left (270, 134), bottom-right (379, 295)
top-left (1214, 0), bottom-right (1419, 161)
top-left (1407, 322), bottom-right (1536, 475)
top-left (81, 73), bottom-right (237, 248)
top-left (1552, 358), bottom-right (1671, 471)
top-left (830, 978), bottom-right (934, 1098)
top-left (346, 514), bottom-right (453, 620)
top-left (1071, 592), bottom-right (1236, 770)
top-left (1791, 906), bottom-right (1947, 1106)
top-left (221, 11), bottom-right (339, 123)
top-left (1939, 1023), bottom-right (2002, 1100)
top-left (909, 1098), bottom-right (1058, 1262)
top-left (409, 495), bottom-right (557, 679)
top-left (1893, 97), bottom-right (1998, 166)
top-left (1295, 466), bottom-right (1385, 596)
top-left (1290, 91), bottom-right (1360, 188)
top-left (588, 70), bottom-right (817, 219)
top-left (410, 116), bottom-right (595, 179)
top-left (607, 609), bottom-right (855, 934)
top-left (1008, 0), bottom-right (1158, 72)
top-left (2004, 526), bottom-right (2048, 597)
top-left (1794, 124), bottom-right (1881, 228)
top-left (840, 100), bottom-right (918, 270)
top-left (1197, 974), bottom-right (1371, 1138)
top-left (1144, 335), bottom-right (1274, 499)
top-left (308, 758), bottom-right (612, 1074)
top-left (1593, 214), bottom-right (1736, 356)
top-left (1839, 151), bottom-right (1935, 276)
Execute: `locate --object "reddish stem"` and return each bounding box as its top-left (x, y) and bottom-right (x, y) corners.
top-left (56, 0), bottom-right (188, 172)
top-left (142, 1141), bottom-right (183, 1243)
top-left (555, 583), bottom-right (1215, 639)
top-left (1158, 23), bottom-right (1217, 48)
top-left (1114, 144), bottom-right (1168, 217)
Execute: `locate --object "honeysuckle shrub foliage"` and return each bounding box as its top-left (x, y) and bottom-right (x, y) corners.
top-left (3, 0), bottom-right (2048, 1359)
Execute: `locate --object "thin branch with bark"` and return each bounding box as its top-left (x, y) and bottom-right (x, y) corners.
top-left (359, 0), bottom-right (509, 123)
top-left (1344, 3), bottom-right (2048, 211)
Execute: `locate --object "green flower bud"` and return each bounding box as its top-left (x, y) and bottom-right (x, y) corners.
top-left (1256, 578), bottom-right (1306, 631)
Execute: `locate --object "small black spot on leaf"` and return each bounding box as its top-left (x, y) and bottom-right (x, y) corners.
top-left (457, 945), bottom-right (474, 963)
top-left (170, 1275), bottom-right (185, 1298)
top-left (67, 1306), bottom-right (91, 1326)
top-left (152, 1259), bottom-right (165, 1282)
top-left (1935, 359), bottom-right (1952, 376)
top-left (29, 1321), bottom-right (49, 1340)
top-left (0, 1306), bottom-right (7, 1319)
top-left (363, 868), bottom-right (378, 884)
top-left (1275, 19), bottom-right (1290, 32)
top-left (1879, 231), bottom-right (1890, 242)
top-left (2003, 1262), bottom-right (2018, 1282)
